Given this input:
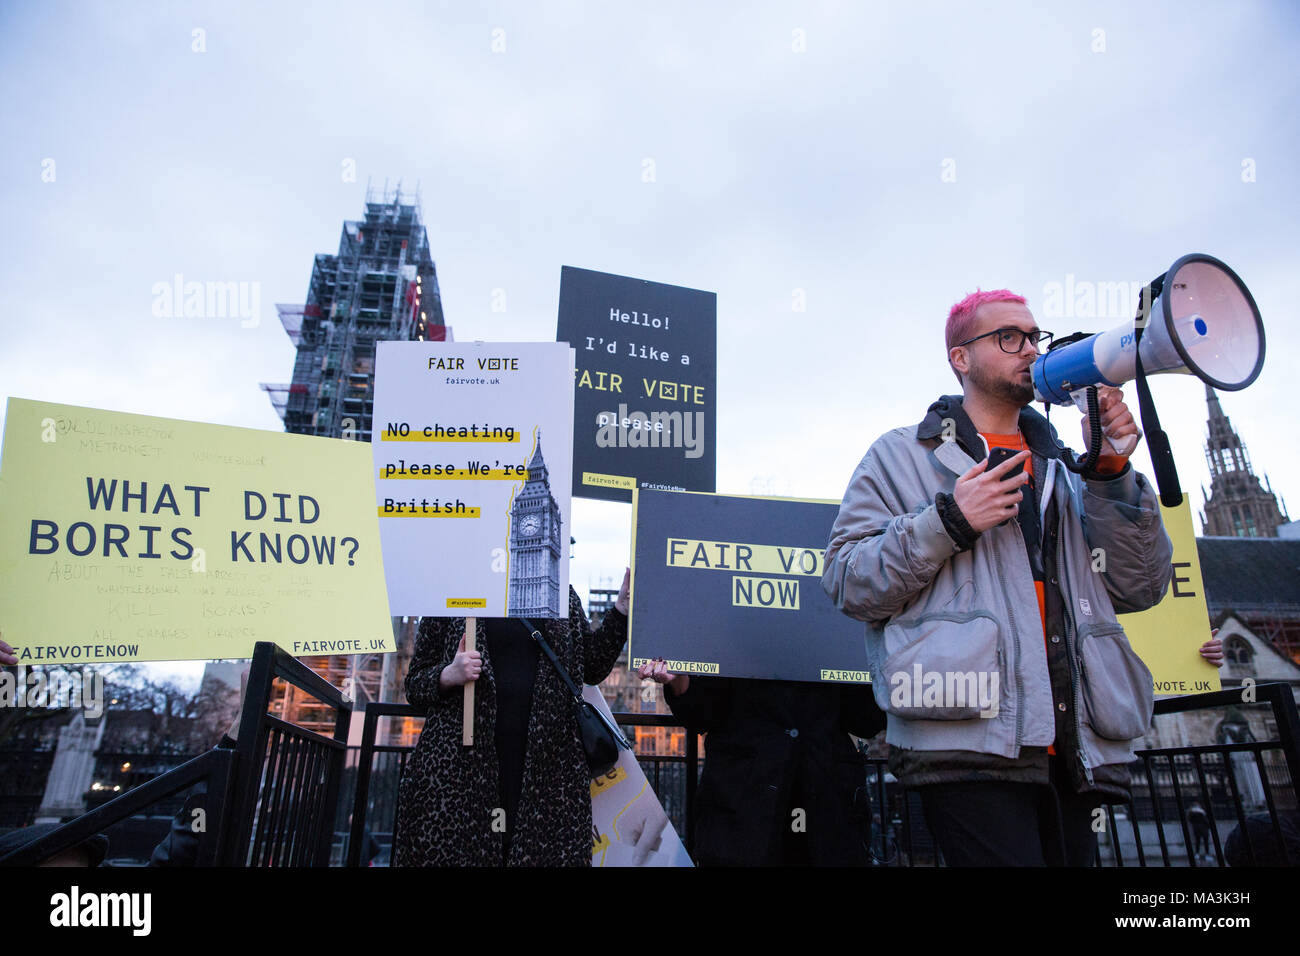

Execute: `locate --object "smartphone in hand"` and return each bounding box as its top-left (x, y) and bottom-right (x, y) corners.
top-left (986, 446), bottom-right (1027, 480)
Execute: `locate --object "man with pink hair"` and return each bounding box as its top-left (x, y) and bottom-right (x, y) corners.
top-left (822, 288), bottom-right (1172, 866)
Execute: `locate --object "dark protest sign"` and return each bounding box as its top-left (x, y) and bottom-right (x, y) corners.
top-left (629, 490), bottom-right (870, 683)
top-left (556, 266), bottom-right (716, 503)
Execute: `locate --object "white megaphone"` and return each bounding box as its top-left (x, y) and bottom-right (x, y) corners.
top-left (1032, 253), bottom-right (1264, 458)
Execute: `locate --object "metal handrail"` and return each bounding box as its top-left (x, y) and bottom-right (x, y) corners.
top-left (0, 748), bottom-right (234, 866)
top-left (224, 642), bottom-right (351, 866)
top-left (1, 642), bottom-right (351, 868)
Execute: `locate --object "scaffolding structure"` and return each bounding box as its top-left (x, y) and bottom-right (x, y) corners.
top-left (261, 187), bottom-right (447, 740)
top-left (264, 185), bottom-right (445, 440)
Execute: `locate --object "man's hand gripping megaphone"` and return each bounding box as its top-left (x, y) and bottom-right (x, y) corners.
top-left (1073, 385), bottom-right (1142, 459)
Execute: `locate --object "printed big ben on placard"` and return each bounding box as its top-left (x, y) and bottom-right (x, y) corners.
top-left (507, 438), bottom-right (563, 617)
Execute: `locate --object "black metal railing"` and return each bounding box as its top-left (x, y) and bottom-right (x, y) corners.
top-left (9, 663), bottom-right (1291, 867)
top-left (0, 642), bottom-right (351, 867)
top-left (345, 682), bottom-right (1299, 867)
top-left (862, 681), bottom-right (1300, 867)
top-left (1097, 681), bottom-right (1300, 868)
top-left (0, 748), bottom-right (236, 867)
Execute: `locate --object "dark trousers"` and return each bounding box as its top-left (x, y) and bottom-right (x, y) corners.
top-left (917, 757), bottom-right (1100, 866)
top-left (1191, 827), bottom-right (1210, 856)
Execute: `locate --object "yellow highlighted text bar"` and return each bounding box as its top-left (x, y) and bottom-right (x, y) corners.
top-left (665, 539), bottom-right (825, 576)
top-left (590, 765), bottom-right (627, 797)
top-left (820, 669), bottom-right (872, 683)
top-left (378, 504), bottom-right (481, 518)
top-left (731, 575), bottom-right (800, 610)
top-left (379, 467), bottom-right (528, 480)
top-left (380, 427), bottom-right (519, 442)
top-left (630, 657), bottom-right (720, 674)
top-left (583, 472), bottom-right (636, 490)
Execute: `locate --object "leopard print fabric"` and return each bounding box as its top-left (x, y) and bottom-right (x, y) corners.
top-left (392, 587), bottom-right (627, 866)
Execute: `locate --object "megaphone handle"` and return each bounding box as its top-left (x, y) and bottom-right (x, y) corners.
top-left (1069, 389), bottom-right (1142, 457)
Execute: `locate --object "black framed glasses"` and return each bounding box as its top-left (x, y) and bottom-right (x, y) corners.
top-left (956, 327), bottom-right (1054, 354)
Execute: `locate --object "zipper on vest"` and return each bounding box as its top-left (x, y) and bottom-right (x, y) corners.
top-left (1052, 478), bottom-right (1096, 790)
top-left (987, 529), bottom-right (1024, 752)
top-left (1068, 613), bottom-right (1094, 789)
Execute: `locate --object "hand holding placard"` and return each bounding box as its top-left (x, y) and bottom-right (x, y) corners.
top-left (615, 567), bottom-right (630, 614)
top-left (438, 629), bottom-right (482, 691)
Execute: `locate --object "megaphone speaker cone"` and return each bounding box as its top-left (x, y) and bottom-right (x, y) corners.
top-left (1032, 253), bottom-right (1265, 404)
top-left (1159, 253), bottom-right (1265, 391)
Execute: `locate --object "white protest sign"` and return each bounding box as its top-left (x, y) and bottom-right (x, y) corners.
top-left (372, 342), bottom-right (574, 617)
top-left (585, 685), bottom-right (693, 867)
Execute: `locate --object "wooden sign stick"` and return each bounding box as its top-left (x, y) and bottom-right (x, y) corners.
top-left (462, 617), bottom-right (476, 746)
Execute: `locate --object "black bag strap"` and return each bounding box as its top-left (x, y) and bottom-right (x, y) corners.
top-left (515, 617), bottom-right (631, 750)
top-left (515, 617), bottom-right (583, 701)
top-left (1133, 277), bottom-right (1184, 508)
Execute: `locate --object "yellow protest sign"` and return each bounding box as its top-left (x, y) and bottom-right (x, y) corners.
top-left (1119, 499), bottom-right (1220, 695)
top-left (0, 399), bottom-right (393, 665)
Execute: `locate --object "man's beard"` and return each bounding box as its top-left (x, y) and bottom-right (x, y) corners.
top-left (966, 362), bottom-right (1034, 406)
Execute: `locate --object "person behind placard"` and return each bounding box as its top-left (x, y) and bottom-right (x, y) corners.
top-left (822, 289), bottom-right (1174, 867)
top-left (393, 571), bottom-right (629, 867)
top-left (1186, 627), bottom-right (1225, 864)
top-left (1186, 800), bottom-right (1212, 862)
top-left (0, 823), bottom-right (109, 867)
top-left (638, 658), bottom-right (884, 866)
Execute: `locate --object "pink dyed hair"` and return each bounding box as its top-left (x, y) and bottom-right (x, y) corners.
top-left (945, 288), bottom-right (1027, 383)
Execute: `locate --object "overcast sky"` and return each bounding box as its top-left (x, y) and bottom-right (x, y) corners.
top-left (2, 1), bottom-right (1297, 686)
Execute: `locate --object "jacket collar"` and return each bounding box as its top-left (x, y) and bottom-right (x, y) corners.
top-left (916, 394), bottom-right (1066, 468)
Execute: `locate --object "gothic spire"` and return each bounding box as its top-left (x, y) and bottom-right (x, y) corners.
top-left (1201, 388), bottom-right (1286, 537)
top-left (1206, 383), bottom-right (1226, 424)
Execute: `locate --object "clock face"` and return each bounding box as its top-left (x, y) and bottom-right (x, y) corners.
top-left (519, 515), bottom-right (540, 536)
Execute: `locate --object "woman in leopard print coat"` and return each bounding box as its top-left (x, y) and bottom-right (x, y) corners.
top-left (393, 583), bottom-right (628, 866)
